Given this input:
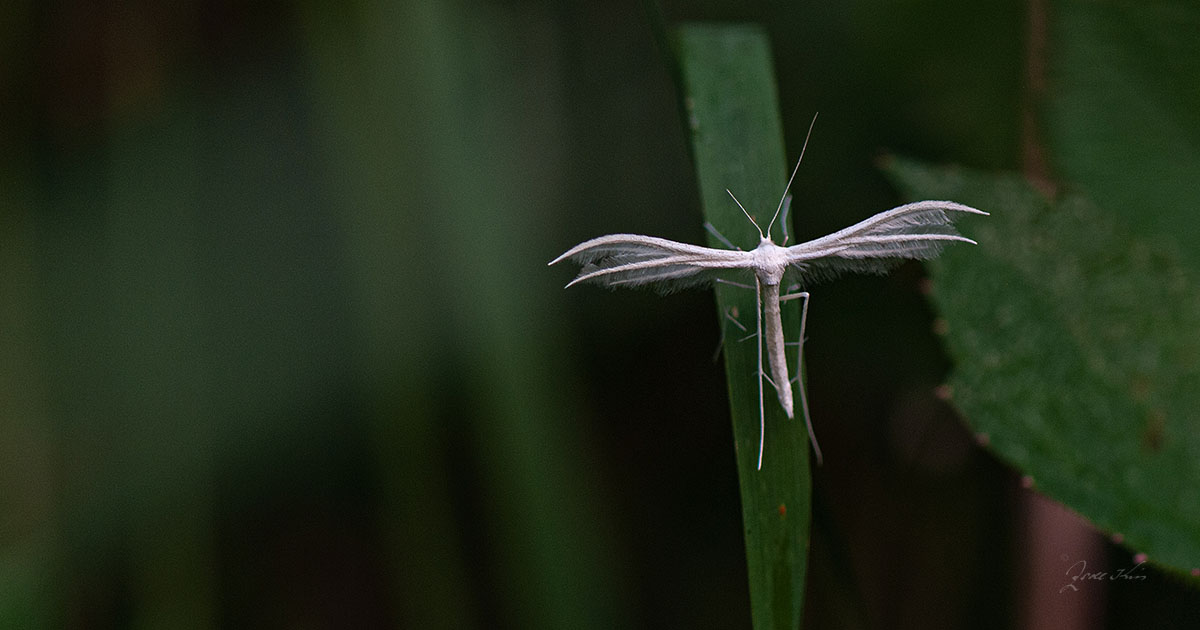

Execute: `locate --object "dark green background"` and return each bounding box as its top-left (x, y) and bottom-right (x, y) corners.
top-left (2, 1), bottom-right (1196, 628)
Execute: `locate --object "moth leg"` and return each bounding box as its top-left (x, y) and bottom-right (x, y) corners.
top-left (778, 290), bottom-right (822, 465)
top-left (715, 279), bottom-right (760, 339)
top-left (712, 306), bottom-right (752, 362)
top-left (779, 290), bottom-right (810, 373)
top-left (703, 222), bottom-right (741, 250)
top-left (755, 277), bottom-right (765, 470)
top-left (724, 307), bottom-right (748, 332)
top-left (714, 277), bottom-right (756, 291)
top-left (716, 277), bottom-right (771, 469)
top-left (720, 300), bottom-right (757, 342)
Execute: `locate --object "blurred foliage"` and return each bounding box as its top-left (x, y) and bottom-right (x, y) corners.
top-left (1, 0), bottom-right (1198, 629)
top-left (1045, 0), bottom-right (1200, 260)
top-left (887, 158), bottom-right (1200, 579)
top-left (887, 0), bottom-right (1200, 584)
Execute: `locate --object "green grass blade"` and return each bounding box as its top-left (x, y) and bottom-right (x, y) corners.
top-left (675, 24), bottom-right (812, 629)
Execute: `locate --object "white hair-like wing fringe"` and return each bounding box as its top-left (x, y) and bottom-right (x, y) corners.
top-left (550, 233), bottom-right (756, 291)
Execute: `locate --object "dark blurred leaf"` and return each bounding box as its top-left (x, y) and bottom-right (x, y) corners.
top-left (675, 24), bottom-right (812, 629)
top-left (301, 2), bottom-right (630, 628)
top-left (885, 157), bottom-right (1200, 580)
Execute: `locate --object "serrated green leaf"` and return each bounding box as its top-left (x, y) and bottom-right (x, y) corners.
top-left (884, 157), bottom-right (1200, 580)
top-left (675, 24), bottom-right (812, 629)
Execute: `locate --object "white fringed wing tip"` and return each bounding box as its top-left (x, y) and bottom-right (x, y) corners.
top-left (783, 200), bottom-right (987, 282)
top-left (548, 233), bottom-right (755, 291)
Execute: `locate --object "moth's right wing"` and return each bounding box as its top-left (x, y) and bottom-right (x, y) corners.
top-left (784, 200), bottom-right (987, 283)
top-left (549, 233), bottom-right (753, 291)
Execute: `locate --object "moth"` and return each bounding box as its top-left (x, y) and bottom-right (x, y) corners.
top-left (550, 126), bottom-right (986, 469)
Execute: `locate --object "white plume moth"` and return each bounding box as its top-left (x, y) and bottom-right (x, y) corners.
top-left (550, 120), bottom-right (986, 469)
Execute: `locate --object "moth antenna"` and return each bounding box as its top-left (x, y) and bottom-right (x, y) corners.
top-left (727, 189), bottom-right (765, 240)
top-left (766, 112), bottom-right (819, 240)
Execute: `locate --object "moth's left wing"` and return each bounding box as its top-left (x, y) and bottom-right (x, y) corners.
top-left (549, 233), bottom-right (753, 291)
top-left (785, 200), bottom-right (987, 282)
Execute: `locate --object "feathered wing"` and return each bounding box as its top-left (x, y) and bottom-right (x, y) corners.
top-left (785, 200), bottom-right (987, 282)
top-left (549, 233), bottom-right (754, 290)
